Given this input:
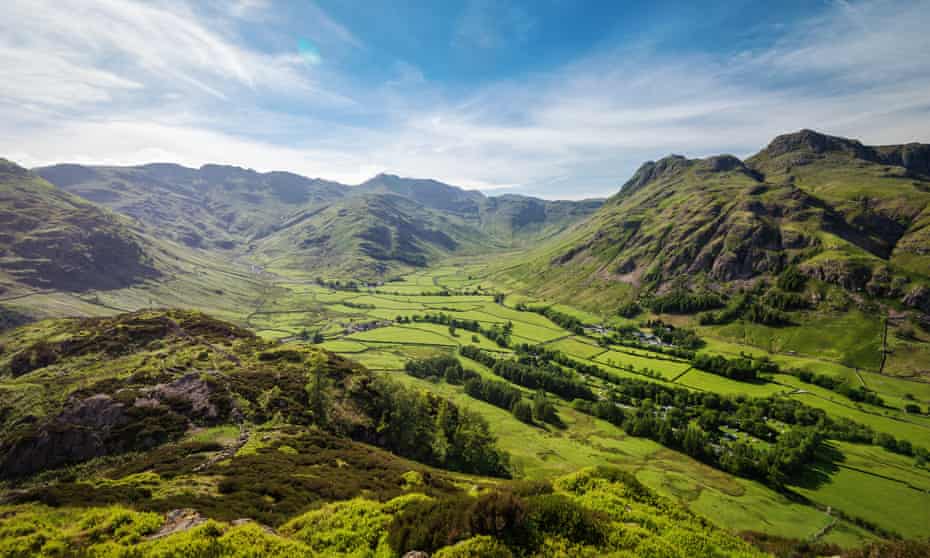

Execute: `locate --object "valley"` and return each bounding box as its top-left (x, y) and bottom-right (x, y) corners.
top-left (2, 130), bottom-right (930, 557)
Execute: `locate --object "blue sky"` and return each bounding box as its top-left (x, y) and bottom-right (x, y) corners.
top-left (1, 0), bottom-right (929, 199)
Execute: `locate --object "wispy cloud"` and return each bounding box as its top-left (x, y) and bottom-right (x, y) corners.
top-left (1, 0), bottom-right (928, 199)
top-left (453, 0), bottom-right (536, 50)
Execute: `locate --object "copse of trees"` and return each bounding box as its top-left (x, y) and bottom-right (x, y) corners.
top-left (777, 265), bottom-right (807, 292)
top-left (360, 377), bottom-right (511, 477)
top-left (762, 289), bottom-right (808, 312)
top-left (464, 377), bottom-right (523, 412)
top-left (744, 302), bottom-right (791, 326)
top-left (691, 353), bottom-right (779, 382)
top-left (461, 344), bottom-right (497, 368)
top-left (645, 320), bottom-right (704, 350)
top-left (648, 290), bottom-right (725, 314)
top-left (794, 370), bottom-right (885, 407)
top-left (404, 355), bottom-right (477, 385)
top-left (407, 313), bottom-right (511, 347)
top-left (492, 358), bottom-right (595, 402)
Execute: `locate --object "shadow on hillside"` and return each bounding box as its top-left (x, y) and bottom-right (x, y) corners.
top-left (789, 441), bottom-right (844, 491)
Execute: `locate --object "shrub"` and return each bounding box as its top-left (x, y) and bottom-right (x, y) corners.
top-left (511, 400), bottom-right (534, 424)
top-left (434, 535), bottom-right (513, 558)
top-left (526, 494), bottom-right (607, 547)
top-left (281, 497), bottom-right (390, 554)
top-left (387, 495), bottom-right (474, 554)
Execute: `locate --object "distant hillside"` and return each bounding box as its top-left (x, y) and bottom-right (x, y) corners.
top-left (35, 163), bottom-right (347, 250)
top-left (358, 174), bottom-right (604, 243)
top-left (37, 165), bottom-right (602, 278)
top-left (253, 192), bottom-right (499, 278)
top-left (0, 159), bottom-right (160, 293)
top-left (503, 130), bottom-right (930, 316)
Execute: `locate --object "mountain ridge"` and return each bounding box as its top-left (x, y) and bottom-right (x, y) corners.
top-left (500, 129), bottom-right (930, 317)
top-left (34, 162), bottom-right (604, 278)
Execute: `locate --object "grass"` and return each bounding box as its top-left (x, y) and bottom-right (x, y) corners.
top-left (790, 391), bottom-right (930, 443)
top-left (702, 310), bottom-right (883, 371)
top-left (594, 349), bottom-right (691, 380)
top-left (5, 259), bottom-right (928, 551)
top-left (675, 369), bottom-right (789, 397)
top-left (791, 442), bottom-right (930, 538)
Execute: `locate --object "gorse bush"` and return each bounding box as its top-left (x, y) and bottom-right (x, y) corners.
top-left (0, 468), bottom-right (777, 557)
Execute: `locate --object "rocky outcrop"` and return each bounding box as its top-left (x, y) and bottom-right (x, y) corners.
top-left (800, 259), bottom-right (873, 291)
top-left (876, 143), bottom-right (930, 177)
top-left (903, 285), bottom-right (930, 314)
top-left (0, 373), bottom-right (231, 478)
top-left (618, 155), bottom-right (692, 196)
top-left (752, 129), bottom-right (930, 178)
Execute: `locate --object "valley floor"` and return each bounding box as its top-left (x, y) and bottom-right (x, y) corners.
top-left (3, 257), bottom-right (929, 551)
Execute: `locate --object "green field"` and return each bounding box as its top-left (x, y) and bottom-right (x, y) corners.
top-left (14, 259), bottom-right (926, 551)
top-left (228, 264), bottom-right (929, 550)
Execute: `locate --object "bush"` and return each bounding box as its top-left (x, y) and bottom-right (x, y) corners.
top-left (388, 491), bottom-right (529, 554)
top-left (434, 535), bottom-right (513, 558)
top-left (512, 400), bottom-right (534, 424)
top-left (526, 493), bottom-right (607, 546)
top-left (387, 495), bottom-right (474, 553)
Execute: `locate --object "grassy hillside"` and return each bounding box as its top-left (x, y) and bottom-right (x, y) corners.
top-left (0, 160), bottom-right (160, 294)
top-left (36, 165), bottom-right (602, 280)
top-left (0, 310), bottom-right (777, 558)
top-left (35, 163), bottom-right (347, 251)
top-left (253, 193), bottom-right (501, 279)
top-left (491, 131), bottom-right (930, 388)
top-left (500, 131), bottom-right (930, 312)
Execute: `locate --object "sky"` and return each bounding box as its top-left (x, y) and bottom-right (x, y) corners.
top-left (1, 0), bottom-right (929, 199)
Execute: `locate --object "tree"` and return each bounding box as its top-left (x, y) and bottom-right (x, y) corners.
top-left (532, 392), bottom-right (560, 426)
top-left (512, 400), bottom-right (534, 424)
top-left (305, 351), bottom-right (329, 425)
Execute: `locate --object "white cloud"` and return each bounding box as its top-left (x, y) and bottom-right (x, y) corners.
top-left (1, 0), bottom-right (929, 200)
top-left (0, 0), bottom-right (338, 108)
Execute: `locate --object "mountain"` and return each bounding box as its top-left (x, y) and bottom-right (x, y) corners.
top-left (35, 163), bottom-right (347, 250)
top-left (503, 130), bottom-right (930, 315)
top-left (0, 159), bottom-right (160, 293)
top-left (252, 192), bottom-right (499, 278)
top-left (358, 174), bottom-right (604, 243)
top-left (36, 165), bottom-right (602, 278)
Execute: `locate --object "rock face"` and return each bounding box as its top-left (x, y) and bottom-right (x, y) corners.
top-left (0, 373), bottom-right (230, 478)
top-left (619, 155), bottom-right (692, 196)
top-left (150, 509), bottom-right (207, 540)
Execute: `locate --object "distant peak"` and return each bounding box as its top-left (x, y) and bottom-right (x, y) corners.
top-left (699, 154), bottom-right (745, 173)
top-left (620, 154), bottom-right (693, 194)
top-left (0, 158), bottom-right (29, 177)
top-left (757, 129), bottom-right (868, 158)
